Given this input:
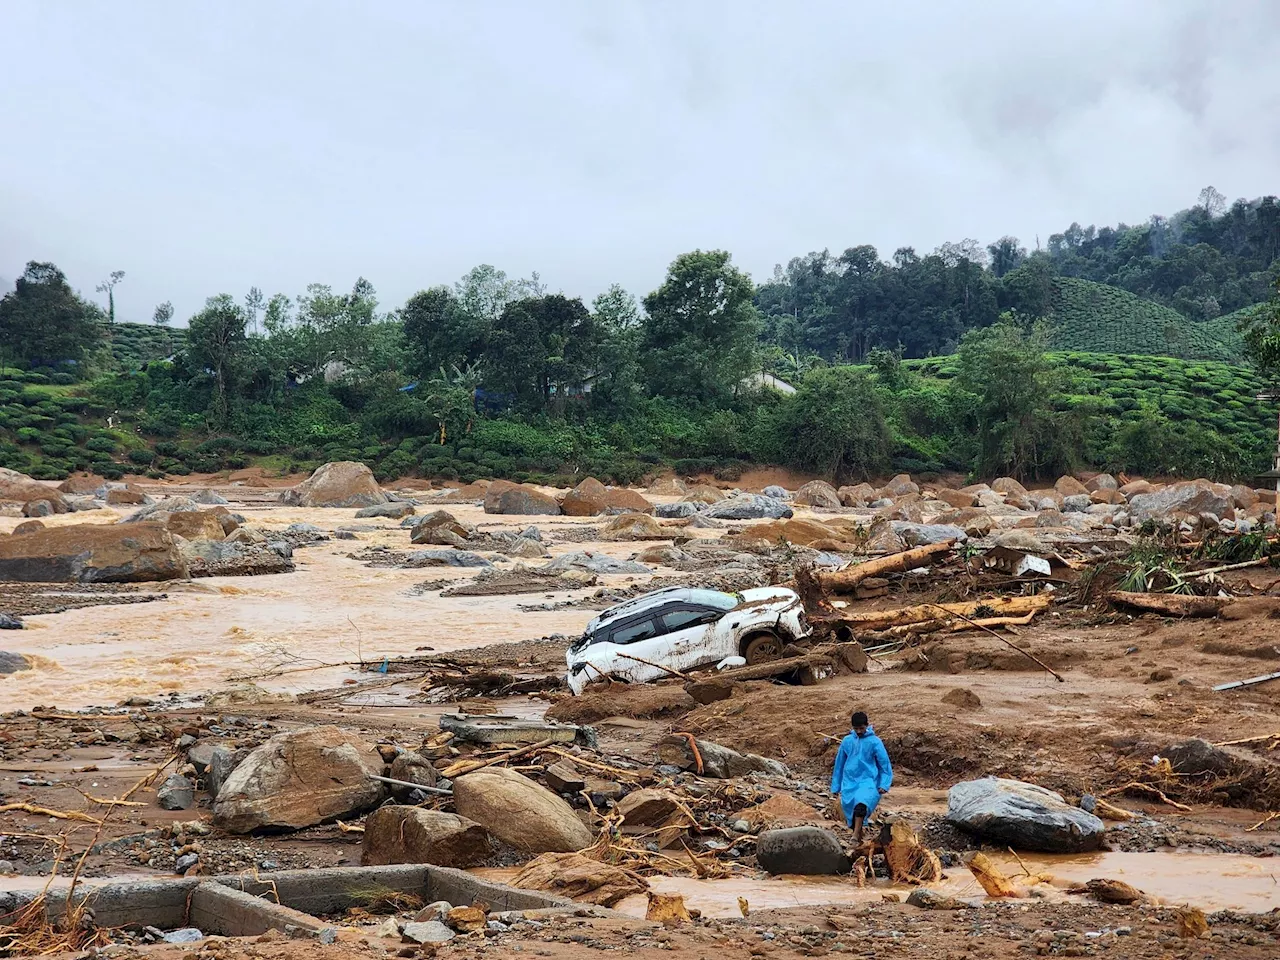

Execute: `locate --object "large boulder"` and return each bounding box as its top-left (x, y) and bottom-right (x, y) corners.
top-left (542, 552), bottom-right (651, 575)
top-left (681, 484), bottom-right (726, 505)
top-left (452, 766), bottom-right (593, 853)
top-left (654, 501), bottom-right (703, 519)
top-left (105, 486), bottom-right (151, 506)
top-left (355, 501), bottom-right (415, 519)
top-left (560, 478), bottom-right (609, 516)
top-left (704, 494), bottom-right (793, 521)
top-left (891, 522), bottom-right (966, 546)
top-left (756, 826), bottom-right (851, 875)
top-left (1054, 476), bottom-right (1089, 497)
top-left (946, 777), bottom-right (1105, 853)
top-left (485, 483), bottom-right (561, 516)
top-left (280, 462), bottom-right (387, 508)
top-left (361, 807), bottom-right (491, 868)
top-left (0, 468), bottom-right (69, 513)
top-left (58, 473), bottom-right (107, 496)
top-left (991, 477), bottom-right (1029, 499)
top-left (181, 540), bottom-right (295, 577)
top-left (793, 481), bottom-right (842, 509)
top-left (0, 651), bottom-right (33, 674)
top-left (213, 726), bottom-right (385, 833)
top-left (603, 488), bottom-right (654, 515)
top-left (600, 513), bottom-right (667, 541)
top-left (164, 510), bottom-right (227, 542)
top-left (657, 735), bottom-right (787, 778)
top-left (879, 474), bottom-right (920, 499)
top-left (1085, 474), bottom-right (1118, 494)
top-left (410, 509), bottom-right (475, 546)
top-left (646, 477), bottom-right (687, 497)
top-left (793, 481), bottom-right (844, 512)
top-left (1127, 481), bottom-right (1232, 523)
top-left (838, 482), bottom-right (878, 507)
top-left (0, 523), bottom-right (187, 583)
top-left (933, 488), bottom-right (978, 510)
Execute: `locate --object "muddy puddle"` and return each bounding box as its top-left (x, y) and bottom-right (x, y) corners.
top-left (0, 503), bottom-right (659, 711)
top-left (478, 850), bottom-right (1279, 916)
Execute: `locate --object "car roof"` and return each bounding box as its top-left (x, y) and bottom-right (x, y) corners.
top-left (586, 587), bottom-right (738, 632)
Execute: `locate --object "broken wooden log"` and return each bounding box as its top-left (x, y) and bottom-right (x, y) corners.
top-left (1109, 592), bottom-right (1229, 618)
top-left (818, 541), bottom-right (955, 593)
top-left (966, 852), bottom-right (1019, 897)
top-left (818, 594), bottom-right (1050, 631)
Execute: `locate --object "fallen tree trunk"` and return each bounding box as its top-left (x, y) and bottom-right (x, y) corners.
top-left (865, 611), bottom-right (1039, 641)
top-left (1109, 592), bottom-right (1228, 618)
top-left (818, 541), bottom-right (955, 593)
top-left (818, 594), bottom-right (1051, 631)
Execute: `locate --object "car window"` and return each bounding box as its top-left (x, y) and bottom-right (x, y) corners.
top-left (661, 608), bottom-right (718, 632)
top-left (610, 616), bottom-right (659, 645)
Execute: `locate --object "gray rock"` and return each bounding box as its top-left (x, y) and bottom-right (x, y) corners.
top-left (756, 826), bottom-right (851, 875)
top-left (906, 889), bottom-right (971, 910)
top-left (401, 921), bottom-right (455, 944)
top-left (542, 552), bottom-right (651, 575)
top-left (994, 530), bottom-right (1046, 552)
top-left (660, 735), bottom-right (787, 778)
top-left (0, 614), bottom-right (24, 629)
top-left (762, 485), bottom-right (790, 500)
top-left (946, 777), bottom-right (1105, 852)
top-left (174, 853), bottom-right (199, 874)
top-left (704, 494), bottom-right (794, 521)
top-left (208, 746), bottom-right (247, 799)
top-left (1128, 481), bottom-right (1232, 523)
top-left (890, 522), bottom-right (967, 546)
top-left (190, 489), bottom-right (230, 505)
top-left (157, 774), bottom-right (196, 810)
top-left (406, 549), bottom-right (492, 568)
top-left (0, 651), bottom-right (31, 674)
top-left (181, 539), bottom-right (295, 577)
top-left (654, 501), bottom-right (704, 518)
top-left (686, 515), bottom-right (725, 529)
top-left (333, 531), bottom-right (357, 540)
top-left (316, 927), bottom-right (337, 945)
top-left (163, 928), bottom-right (204, 944)
top-left (1062, 494), bottom-right (1092, 513)
top-left (355, 502), bottom-right (416, 519)
top-left (519, 525), bottom-right (542, 541)
top-left (0, 860), bottom-right (13, 874)
top-left (283, 522), bottom-right (325, 539)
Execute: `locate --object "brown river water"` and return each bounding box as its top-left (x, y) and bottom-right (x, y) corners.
top-left (0, 502), bottom-right (650, 711)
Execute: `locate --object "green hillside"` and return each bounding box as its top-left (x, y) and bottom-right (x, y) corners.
top-left (1046, 277), bottom-right (1245, 363)
top-left (108, 323), bottom-right (186, 371)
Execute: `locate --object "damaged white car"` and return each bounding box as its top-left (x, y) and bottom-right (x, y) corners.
top-left (565, 586), bottom-right (810, 695)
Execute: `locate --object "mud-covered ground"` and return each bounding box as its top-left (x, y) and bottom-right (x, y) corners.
top-left (2, 474), bottom-right (1280, 958)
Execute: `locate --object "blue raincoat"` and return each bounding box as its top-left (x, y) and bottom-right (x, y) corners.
top-left (830, 725), bottom-right (893, 825)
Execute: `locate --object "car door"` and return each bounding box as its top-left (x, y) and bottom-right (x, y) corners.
top-left (586, 612), bottom-right (665, 685)
top-left (641, 604), bottom-right (725, 674)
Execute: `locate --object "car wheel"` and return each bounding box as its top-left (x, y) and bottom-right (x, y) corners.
top-left (742, 631), bottom-right (783, 665)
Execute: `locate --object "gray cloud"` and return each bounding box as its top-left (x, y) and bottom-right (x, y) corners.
top-left (1, 0), bottom-right (1277, 323)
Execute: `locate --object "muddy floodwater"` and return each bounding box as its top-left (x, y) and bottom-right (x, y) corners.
top-left (479, 848), bottom-right (1280, 915)
top-left (0, 503), bottom-right (650, 711)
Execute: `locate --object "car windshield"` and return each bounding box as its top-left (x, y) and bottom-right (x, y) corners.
top-left (684, 589), bottom-right (739, 611)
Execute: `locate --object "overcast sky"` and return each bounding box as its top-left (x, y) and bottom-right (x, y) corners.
top-left (3, 0), bottom-right (1278, 323)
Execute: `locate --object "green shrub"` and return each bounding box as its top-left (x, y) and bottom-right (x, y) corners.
top-left (127, 449), bottom-right (154, 466)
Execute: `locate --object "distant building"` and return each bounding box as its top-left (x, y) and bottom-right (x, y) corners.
top-left (741, 372), bottom-right (797, 395)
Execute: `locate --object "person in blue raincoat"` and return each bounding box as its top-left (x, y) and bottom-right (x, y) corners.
top-left (830, 710), bottom-right (893, 843)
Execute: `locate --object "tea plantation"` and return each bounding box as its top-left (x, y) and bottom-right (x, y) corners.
top-left (1046, 278), bottom-right (1246, 363)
